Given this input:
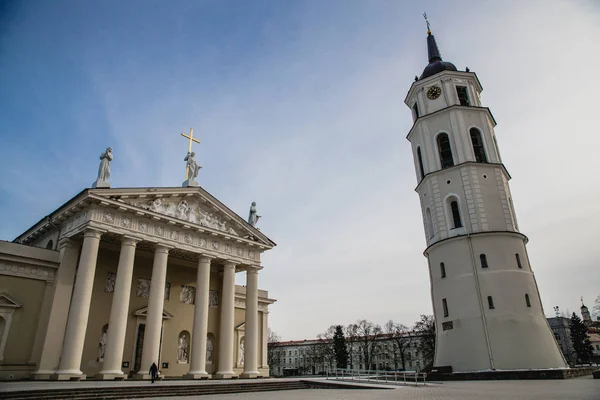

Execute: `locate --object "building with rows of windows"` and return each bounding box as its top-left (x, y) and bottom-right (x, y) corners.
top-left (404, 24), bottom-right (567, 372)
top-left (269, 332), bottom-right (427, 377)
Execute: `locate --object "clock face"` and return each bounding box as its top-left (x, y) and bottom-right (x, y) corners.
top-left (427, 85), bottom-right (442, 100)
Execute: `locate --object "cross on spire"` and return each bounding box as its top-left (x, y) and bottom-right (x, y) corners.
top-left (423, 12), bottom-right (432, 35)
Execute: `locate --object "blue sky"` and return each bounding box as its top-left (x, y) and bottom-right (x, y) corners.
top-left (1, 0), bottom-right (599, 340)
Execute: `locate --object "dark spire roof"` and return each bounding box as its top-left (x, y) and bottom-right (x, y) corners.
top-left (418, 29), bottom-right (457, 81)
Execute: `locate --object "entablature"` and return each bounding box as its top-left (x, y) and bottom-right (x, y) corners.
top-left (414, 161), bottom-right (512, 192)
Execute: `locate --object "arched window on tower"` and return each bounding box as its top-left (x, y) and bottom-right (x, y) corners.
top-left (469, 128), bottom-right (487, 163)
top-left (516, 253), bottom-right (522, 269)
top-left (442, 298), bottom-right (449, 317)
top-left (417, 147), bottom-right (425, 179)
top-left (46, 240), bottom-right (53, 250)
top-left (440, 262), bottom-right (446, 278)
top-left (487, 296), bottom-right (495, 309)
top-left (450, 200), bottom-right (462, 229)
top-left (525, 294), bottom-right (531, 307)
top-left (426, 208), bottom-right (434, 239)
top-left (436, 133), bottom-right (454, 169)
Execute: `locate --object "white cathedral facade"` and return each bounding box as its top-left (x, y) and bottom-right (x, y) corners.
top-left (405, 27), bottom-right (567, 372)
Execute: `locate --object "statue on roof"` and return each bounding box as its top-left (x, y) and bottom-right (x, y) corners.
top-left (92, 147), bottom-right (113, 188)
top-left (248, 201), bottom-right (261, 227)
top-left (183, 151), bottom-right (202, 187)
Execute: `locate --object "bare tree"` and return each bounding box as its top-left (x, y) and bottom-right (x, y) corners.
top-left (384, 320), bottom-right (413, 370)
top-left (354, 319), bottom-right (382, 371)
top-left (267, 329), bottom-right (281, 375)
top-left (413, 315), bottom-right (435, 369)
top-left (593, 294), bottom-right (600, 320)
top-left (345, 323), bottom-right (360, 369)
top-left (316, 325), bottom-right (336, 372)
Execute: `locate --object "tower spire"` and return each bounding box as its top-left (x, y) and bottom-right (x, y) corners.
top-left (423, 13), bottom-right (442, 63)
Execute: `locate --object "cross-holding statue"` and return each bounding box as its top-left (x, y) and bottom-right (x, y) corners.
top-left (92, 147), bottom-right (113, 188)
top-left (181, 128), bottom-right (202, 187)
top-left (248, 201), bottom-right (261, 227)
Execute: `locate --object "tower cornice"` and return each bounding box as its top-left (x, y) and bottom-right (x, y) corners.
top-left (413, 161), bottom-right (512, 192)
top-left (423, 230), bottom-right (529, 257)
top-left (407, 105), bottom-right (497, 142)
top-left (405, 71), bottom-right (483, 105)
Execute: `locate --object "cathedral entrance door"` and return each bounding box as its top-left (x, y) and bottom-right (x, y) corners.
top-left (133, 324), bottom-right (145, 372)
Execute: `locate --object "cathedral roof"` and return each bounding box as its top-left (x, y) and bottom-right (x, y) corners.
top-left (419, 31), bottom-right (457, 81)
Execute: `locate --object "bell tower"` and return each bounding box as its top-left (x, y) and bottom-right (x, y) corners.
top-left (404, 21), bottom-right (567, 372)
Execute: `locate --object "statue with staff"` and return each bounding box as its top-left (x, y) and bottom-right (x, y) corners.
top-left (181, 128), bottom-right (202, 187)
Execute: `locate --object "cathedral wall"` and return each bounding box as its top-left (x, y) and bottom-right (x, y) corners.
top-left (0, 276), bottom-right (46, 364)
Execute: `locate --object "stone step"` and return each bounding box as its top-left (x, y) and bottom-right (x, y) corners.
top-left (1, 381), bottom-right (312, 400)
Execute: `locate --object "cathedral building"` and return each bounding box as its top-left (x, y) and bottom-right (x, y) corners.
top-left (0, 182), bottom-right (276, 380)
top-left (404, 24), bottom-right (567, 372)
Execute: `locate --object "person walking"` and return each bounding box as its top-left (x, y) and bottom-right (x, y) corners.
top-left (149, 362), bottom-right (158, 383)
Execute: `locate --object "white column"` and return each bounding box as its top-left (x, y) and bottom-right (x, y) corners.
top-left (53, 229), bottom-right (103, 380)
top-left (241, 267), bottom-right (260, 378)
top-left (214, 261), bottom-right (236, 378)
top-left (261, 311), bottom-right (269, 369)
top-left (33, 239), bottom-right (79, 379)
top-left (98, 236), bottom-right (139, 379)
top-left (138, 244), bottom-right (170, 378)
top-left (185, 255), bottom-right (214, 379)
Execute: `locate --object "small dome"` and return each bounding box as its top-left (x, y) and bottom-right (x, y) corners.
top-left (417, 32), bottom-right (457, 81)
top-left (420, 60), bottom-right (457, 80)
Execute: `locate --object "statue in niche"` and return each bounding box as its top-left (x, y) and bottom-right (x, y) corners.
top-left (238, 337), bottom-right (245, 365)
top-left (248, 202), bottom-right (261, 226)
top-left (98, 325), bottom-right (108, 361)
top-left (206, 335), bottom-right (213, 362)
top-left (178, 334), bottom-right (189, 363)
top-left (93, 147), bottom-right (113, 188)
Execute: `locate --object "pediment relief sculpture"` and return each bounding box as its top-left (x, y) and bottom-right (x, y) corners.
top-left (126, 197), bottom-right (239, 236)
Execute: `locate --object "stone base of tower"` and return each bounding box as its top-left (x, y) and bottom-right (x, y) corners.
top-left (428, 367), bottom-right (597, 381)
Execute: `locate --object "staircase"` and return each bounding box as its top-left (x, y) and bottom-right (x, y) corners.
top-left (1, 380), bottom-right (319, 400)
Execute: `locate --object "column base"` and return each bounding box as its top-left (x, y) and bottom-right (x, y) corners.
top-left (184, 372), bottom-right (211, 380)
top-left (213, 371), bottom-right (237, 379)
top-left (32, 370), bottom-right (55, 380)
top-left (51, 372), bottom-right (86, 381)
top-left (240, 371), bottom-right (261, 379)
top-left (96, 372), bottom-right (127, 380)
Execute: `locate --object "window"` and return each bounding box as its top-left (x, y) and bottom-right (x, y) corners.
top-left (487, 296), bottom-right (494, 309)
top-left (525, 294), bottom-right (531, 307)
top-left (437, 133), bottom-right (454, 168)
top-left (417, 147), bottom-right (425, 179)
top-left (480, 254), bottom-right (488, 268)
top-left (442, 298), bottom-right (449, 317)
top-left (469, 128), bottom-right (487, 163)
top-left (456, 86), bottom-right (470, 106)
top-left (413, 102), bottom-right (420, 119)
top-left (450, 201), bottom-right (462, 228)
top-left (440, 262), bottom-right (446, 278)
top-left (289, 351), bottom-right (291, 356)
top-left (516, 253), bottom-right (522, 268)
top-left (426, 208), bottom-right (434, 238)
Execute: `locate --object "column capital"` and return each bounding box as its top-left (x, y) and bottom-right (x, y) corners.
top-left (154, 243), bottom-right (173, 254)
top-left (223, 260), bottom-right (237, 269)
top-left (83, 228), bottom-right (105, 239)
top-left (198, 254), bottom-right (216, 263)
top-left (121, 235), bottom-right (142, 247)
top-left (58, 238), bottom-right (77, 250)
top-left (246, 265), bottom-right (263, 273)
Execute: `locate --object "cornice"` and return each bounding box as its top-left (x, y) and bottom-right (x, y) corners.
top-left (424, 230), bottom-right (529, 256)
top-left (414, 162), bottom-right (512, 192)
top-left (404, 70), bottom-right (483, 105)
top-left (406, 105), bottom-right (497, 142)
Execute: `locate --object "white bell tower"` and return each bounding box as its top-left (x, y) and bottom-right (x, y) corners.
top-left (404, 23), bottom-right (567, 372)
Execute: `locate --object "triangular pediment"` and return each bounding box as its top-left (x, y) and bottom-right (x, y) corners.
top-left (88, 187), bottom-right (274, 247)
top-left (0, 292), bottom-right (23, 309)
top-left (133, 306), bottom-right (173, 319)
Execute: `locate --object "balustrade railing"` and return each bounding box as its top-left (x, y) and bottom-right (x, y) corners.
top-left (326, 368), bottom-right (427, 386)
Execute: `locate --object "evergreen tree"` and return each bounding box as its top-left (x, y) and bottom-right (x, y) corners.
top-left (569, 312), bottom-right (593, 364)
top-left (414, 315), bottom-right (435, 369)
top-left (333, 325), bottom-right (349, 369)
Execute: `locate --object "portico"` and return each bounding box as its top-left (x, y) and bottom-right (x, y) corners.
top-left (4, 186), bottom-right (276, 381)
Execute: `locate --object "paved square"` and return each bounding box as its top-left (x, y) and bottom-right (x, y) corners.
top-left (133, 377), bottom-right (599, 400)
